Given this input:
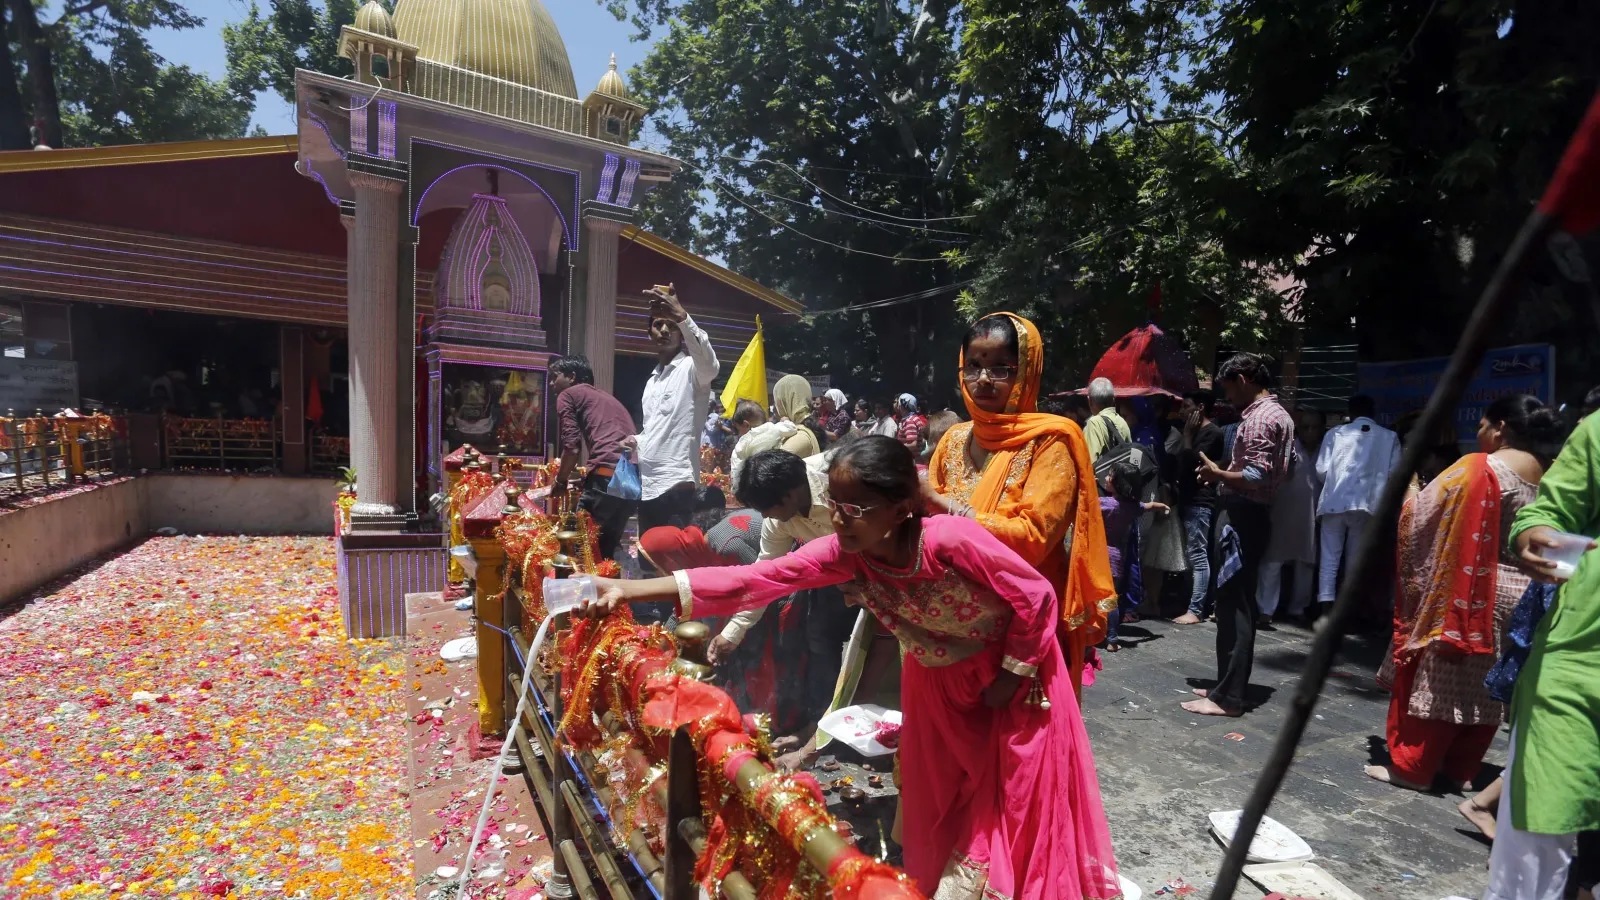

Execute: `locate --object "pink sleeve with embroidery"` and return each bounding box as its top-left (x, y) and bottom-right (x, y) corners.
top-left (926, 515), bottom-right (1058, 677)
top-left (677, 535), bottom-right (856, 620)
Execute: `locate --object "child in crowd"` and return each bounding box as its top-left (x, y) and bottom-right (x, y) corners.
top-left (1100, 461), bottom-right (1169, 650)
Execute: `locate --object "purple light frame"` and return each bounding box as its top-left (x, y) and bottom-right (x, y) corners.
top-left (0, 262), bottom-right (344, 307)
top-left (435, 194), bottom-right (541, 317)
top-left (0, 232), bottom-right (345, 282)
top-left (615, 158), bottom-right (642, 207)
top-left (409, 137), bottom-right (581, 251)
top-left (378, 101), bottom-right (397, 159)
top-left (596, 153), bottom-right (620, 203)
top-left (413, 164), bottom-right (573, 254)
top-left (350, 102), bottom-right (369, 154)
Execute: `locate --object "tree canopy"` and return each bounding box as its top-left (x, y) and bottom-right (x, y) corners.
top-left (223, 0), bottom-right (358, 105)
top-left (1, 0), bottom-right (253, 150)
top-left (618, 0), bottom-right (1600, 398)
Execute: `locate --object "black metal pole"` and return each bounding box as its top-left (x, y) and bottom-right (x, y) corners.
top-left (1208, 207), bottom-right (1557, 900)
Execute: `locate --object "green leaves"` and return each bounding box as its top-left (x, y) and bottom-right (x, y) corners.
top-left (222, 0), bottom-right (358, 104)
top-left (10, 0), bottom-right (255, 147)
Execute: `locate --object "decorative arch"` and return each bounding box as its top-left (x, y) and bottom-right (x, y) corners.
top-left (412, 162), bottom-right (573, 252)
top-left (435, 193), bottom-right (541, 319)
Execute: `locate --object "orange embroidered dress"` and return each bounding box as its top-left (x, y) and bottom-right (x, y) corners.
top-left (929, 313), bottom-right (1117, 693)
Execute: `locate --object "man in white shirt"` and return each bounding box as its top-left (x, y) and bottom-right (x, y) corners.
top-left (715, 448), bottom-right (848, 722)
top-left (635, 283), bottom-right (720, 534)
top-left (870, 398), bottom-right (899, 438)
top-left (1314, 395), bottom-right (1402, 610)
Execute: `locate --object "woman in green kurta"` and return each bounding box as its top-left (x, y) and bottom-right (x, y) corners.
top-left (1489, 410), bottom-right (1600, 900)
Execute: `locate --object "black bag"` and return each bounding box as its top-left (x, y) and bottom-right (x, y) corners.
top-left (1092, 439), bottom-right (1159, 504)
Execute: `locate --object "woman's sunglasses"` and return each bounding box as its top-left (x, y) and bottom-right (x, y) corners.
top-left (825, 497), bottom-right (880, 519)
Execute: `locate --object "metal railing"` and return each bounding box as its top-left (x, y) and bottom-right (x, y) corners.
top-left (1, 412), bottom-right (127, 499)
top-left (310, 431), bottom-right (351, 473)
top-left (161, 414), bottom-right (280, 471)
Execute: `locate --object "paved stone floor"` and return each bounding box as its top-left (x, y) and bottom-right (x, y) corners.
top-left (1085, 615), bottom-right (1502, 900)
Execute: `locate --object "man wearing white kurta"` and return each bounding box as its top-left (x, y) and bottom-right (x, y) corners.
top-left (1314, 395), bottom-right (1402, 609)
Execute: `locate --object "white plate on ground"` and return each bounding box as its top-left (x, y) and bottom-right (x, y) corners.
top-left (440, 637), bottom-right (478, 662)
top-left (1209, 810), bottom-right (1314, 863)
top-left (1242, 861), bottom-right (1362, 900)
top-left (817, 704), bottom-right (902, 757)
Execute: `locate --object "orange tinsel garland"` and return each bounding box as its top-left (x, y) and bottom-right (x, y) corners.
top-left (552, 614), bottom-right (924, 900)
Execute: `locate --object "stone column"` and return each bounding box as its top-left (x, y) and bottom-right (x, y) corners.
top-left (581, 217), bottom-right (627, 393)
top-left (347, 171), bottom-right (405, 525)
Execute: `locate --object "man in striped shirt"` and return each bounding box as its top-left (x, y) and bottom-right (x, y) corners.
top-left (1184, 352), bottom-right (1296, 717)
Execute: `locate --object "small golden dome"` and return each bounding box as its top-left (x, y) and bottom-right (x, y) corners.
top-left (595, 53), bottom-right (629, 99)
top-left (354, 0), bottom-right (396, 39)
top-left (394, 0), bottom-right (578, 100)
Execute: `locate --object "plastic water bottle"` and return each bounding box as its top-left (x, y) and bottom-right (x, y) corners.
top-left (542, 575), bottom-right (597, 616)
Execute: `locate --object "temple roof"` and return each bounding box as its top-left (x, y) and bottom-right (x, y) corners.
top-left (394, 0), bottom-right (579, 103)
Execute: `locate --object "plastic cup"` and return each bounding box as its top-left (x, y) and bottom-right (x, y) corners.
top-left (542, 575), bottom-right (597, 616)
top-left (1536, 531), bottom-right (1594, 580)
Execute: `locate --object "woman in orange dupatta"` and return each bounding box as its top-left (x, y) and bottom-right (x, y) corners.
top-left (1367, 394), bottom-right (1553, 792)
top-left (928, 312), bottom-right (1116, 694)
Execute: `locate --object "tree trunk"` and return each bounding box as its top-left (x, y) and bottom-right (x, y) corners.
top-left (0, 6), bottom-right (33, 149)
top-left (8, 0), bottom-right (63, 148)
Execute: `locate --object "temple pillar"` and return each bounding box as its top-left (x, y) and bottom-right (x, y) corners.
top-left (347, 171), bottom-right (406, 529)
top-left (581, 217), bottom-right (627, 393)
top-left (280, 325), bottom-right (307, 475)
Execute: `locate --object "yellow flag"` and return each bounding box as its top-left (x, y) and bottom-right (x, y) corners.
top-left (720, 316), bottom-right (767, 417)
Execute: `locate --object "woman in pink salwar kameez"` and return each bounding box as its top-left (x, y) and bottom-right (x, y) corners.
top-left (582, 436), bottom-right (1121, 900)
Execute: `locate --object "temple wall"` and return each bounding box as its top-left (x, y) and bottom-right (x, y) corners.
top-left (0, 478), bottom-right (147, 603)
top-left (1, 475), bottom-right (338, 604)
top-left (143, 474), bottom-right (340, 536)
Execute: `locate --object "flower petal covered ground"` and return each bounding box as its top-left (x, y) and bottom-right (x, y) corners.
top-left (0, 536), bottom-right (410, 899)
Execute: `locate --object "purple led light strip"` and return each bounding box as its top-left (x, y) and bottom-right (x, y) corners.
top-left (0, 262), bottom-right (345, 307)
top-left (615, 159), bottom-right (642, 207)
top-left (412, 164), bottom-right (574, 253)
top-left (306, 112), bottom-right (350, 161)
top-left (433, 322), bottom-right (545, 342)
top-left (0, 233), bottom-right (346, 282)
top-left (473, 194), bottom-right (540, 317)
top-left (596, 154), bottom-right (620, 204)
top-left (350, 102), bottom-right (369, 154)
top-left (410, 138), bottom-right (581, 249)
top-left (378, 101), bottom-right (397, 159)
top-left (440, 200), bottom-right (489, 309)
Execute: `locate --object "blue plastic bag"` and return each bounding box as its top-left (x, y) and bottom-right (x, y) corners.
top-left (605, 450), bottom-right (642, 501)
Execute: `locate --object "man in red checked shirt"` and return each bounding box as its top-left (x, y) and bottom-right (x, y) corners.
top-left (1185, 352), bottom-right (1296, 717)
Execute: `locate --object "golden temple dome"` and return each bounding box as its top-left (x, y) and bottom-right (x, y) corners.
top-left (353, 0), bottom-right (396, 39)
top-left (594, 53), bottom-right (629, 100)
top-left (393, 0), bottom-right (579, 101)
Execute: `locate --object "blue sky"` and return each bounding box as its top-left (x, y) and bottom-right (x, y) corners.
top-left (130, 0), bottom-right (655, 134)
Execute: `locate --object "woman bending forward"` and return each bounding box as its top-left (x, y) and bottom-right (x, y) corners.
top-left (581, 436), bottom-right (1120, 900)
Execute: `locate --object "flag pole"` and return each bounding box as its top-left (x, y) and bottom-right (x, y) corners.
top-left (1209, 88), bottom-right (1600, 900)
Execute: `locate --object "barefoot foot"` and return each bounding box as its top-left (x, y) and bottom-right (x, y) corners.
top-left (1181, 698), bottom-right (1241, 717)
top-left (1192, 688), bottom-right (1208, 697)
top-left (1458, 797), bottom-right (1498, 841)
top-left (1173, 613), bottom-right (1202, 625)
top-left (1364, 765), bottom-right (1429, 791)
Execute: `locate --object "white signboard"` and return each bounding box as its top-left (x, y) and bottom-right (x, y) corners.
top-left (0, 358), bottom-right (80, 414)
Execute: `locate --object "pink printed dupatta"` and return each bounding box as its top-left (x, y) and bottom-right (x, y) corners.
top-left (1393, 453), bottom-right (1502, 665)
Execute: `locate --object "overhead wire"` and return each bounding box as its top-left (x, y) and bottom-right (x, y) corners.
top-left (702, 177), bottom-right (957, 263)
top-left (637, 130), bottom-right (974, 225)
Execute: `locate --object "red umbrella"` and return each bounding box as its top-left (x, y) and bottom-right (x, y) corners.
top-left (1084, 322), bottom-right (1199, 398)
